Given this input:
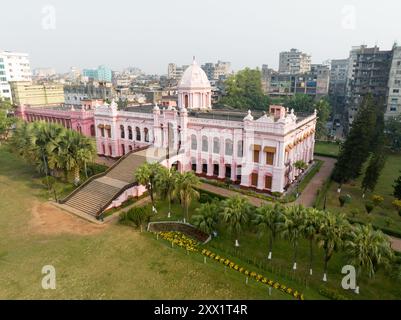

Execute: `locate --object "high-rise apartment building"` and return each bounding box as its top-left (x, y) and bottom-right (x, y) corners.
top-left (279, 49), bottom-right (311, 74)
top-left (202, 60), bottom-right (231, 81)
top-left (345, 46), bottom-right (392, 125)
top-left (386, 46), bottom-right (401, 117)
top-left (0, 50), bottom-right (31, 101)
top-left (83, 65), bottom-right (112, 82)
top-left (167, 63), bottom-right (188, 81)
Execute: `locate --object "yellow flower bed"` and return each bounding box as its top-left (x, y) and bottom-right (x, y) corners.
top-left (201, 249), bottom-right (305, 300)
top-left (157, 233), bottom-right (304, 300)
top-left (158, 231), bottom-right (199, 252)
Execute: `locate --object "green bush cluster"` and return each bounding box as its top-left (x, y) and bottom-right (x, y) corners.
top-left (318, 287), bottom-right (349, 300)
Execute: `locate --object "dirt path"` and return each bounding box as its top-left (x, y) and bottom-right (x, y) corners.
top-left (295, 156), bottom-right (336, 207)
top-left (30, 200), bottom-right (107, 236)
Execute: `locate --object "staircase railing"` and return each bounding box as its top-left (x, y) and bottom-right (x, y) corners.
top-left (59, 145), bottom-right (150, 204)
top-left (94, 181), bottom-right (139, 218)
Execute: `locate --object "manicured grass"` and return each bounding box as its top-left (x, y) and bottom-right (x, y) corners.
top-left (0, 145), bottom-right (287, 299)
top-left (205, 222), bottom-right (401, 300)
top-left (154, 198), bottom-right (401, 300)
top-left (316, 153), bottom-right (401, 235)
top-left (314, 141), bottom-right (340, 158)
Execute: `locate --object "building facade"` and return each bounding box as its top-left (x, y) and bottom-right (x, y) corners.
top-left (201, 61), bottom-right (231, 81)
top-left (279, 49), bottom-right (311, 74)
top-left (83, 65), bottom-right (112, 82)
top-left (94, 60), bottom-right (317, 194)
top-left (386, 46), bottom-right (401, 117)
top-left (64, 81), bottom-right (114, 105)
top-left (0, 50), bottom-right (31, 101)
top-left (16, 102), bottom-right (96, 137)
top-left (345, 46), bottom-right (393, 125)
top-left (10, 81), bottom-right (64, 106)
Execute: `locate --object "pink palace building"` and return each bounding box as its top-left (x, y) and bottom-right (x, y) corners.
top-left (16, 99), bottom-right (101, 137)
top-left (94, 60), bottom-right (317, 194)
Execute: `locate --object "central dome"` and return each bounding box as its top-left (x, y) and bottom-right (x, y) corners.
top-left (179, 59), bottom-right (211, 89)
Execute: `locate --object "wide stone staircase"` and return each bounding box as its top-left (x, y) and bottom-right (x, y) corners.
top-left (58, 147), bottom-right (168, 219)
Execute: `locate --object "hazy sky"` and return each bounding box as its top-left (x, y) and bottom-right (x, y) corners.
top-left (1, 0), bottom-right (400, 74)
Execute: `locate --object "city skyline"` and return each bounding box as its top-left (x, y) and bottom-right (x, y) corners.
top-left (1, 0), bottom-right (400, 74)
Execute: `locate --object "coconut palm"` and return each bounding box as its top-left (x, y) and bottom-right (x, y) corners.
top-left (317, 211), bottom-right (350, 282)
top-left (301, 208), bottom-right (322, 275)
top-left (220, 195), bottom-right (251, 247)
top-left (156, 167), bottom-right (179, 218)
top-left (51, 129), bottom-right (95, 184)
top-left (191, 201), bottom-right (219, 234)
top-left (11, 121), bottom-right (36, 160)
top-left (282, 205), bottom-right (305, 271)
top-left (30, 122), bottom-right (64, 176)
top-left (345, 224), bottom-right (394, 278)
top-left (134, 162), bottom-right (164, 210)
top-left (175, 171), bottom-right (200, 222)
top-left (253, 203), bottom-right (284, 260)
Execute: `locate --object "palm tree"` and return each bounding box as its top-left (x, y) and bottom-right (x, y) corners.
top-left (191, 201), bottom-right (219, 234)
top-left (317, 211), bottom-right (349, 282)
top-left (301, 208), bottom-right (322, 275)
top-left (49, 129), bottom-right (95, 185)
top-left (220, 195), bottom-right (251, 247)
top-left (134, 162), bottom-right (164, 211)
top-left (11, 121), bottom-right (36, 160)
top-left (156, 167), bottom-right (178, 218)
top-left (294, 160), bottom-right (307, 173)
top-left (345, 224), bottom-right (394, 279)
top-left (282, 205), bottom-right (305, 270)
top-left (175, 171), bottom-right (200, 222)
top-left (253, 203), bottom-right (284, 260)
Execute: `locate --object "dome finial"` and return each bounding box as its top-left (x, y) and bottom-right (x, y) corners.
top-left (192, 56), bottom-right (196, 64)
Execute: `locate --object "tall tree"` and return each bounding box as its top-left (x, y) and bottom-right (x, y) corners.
top-left (134, 162), bottom-right (164, 210)
top-left (313, 99), bottom-right (331, 139)
top-left (393, 172), bottom-right (401, 200)
top-left (220, 68), bottom-right (270, 110)
top-left (345, 224), bottom-right (394, 278)
top-left (282, 205), bottom-right (305, 270)
top-left (332, 94), bottom-right (380, 183)
top-left (384, 115), bottom-right (401, 152)
top-left (252, 203), bottom-right (284, 260)
top-left (318, 212), bottom-right (349, 282)
top-left (361, 103), bottom-right (387, 194)
top-left (301, 208), bottom-right (322, 276)
top-left (48, 129), bottom-right (95, 184)
top-left (191, 201), bottom-right (219, 234)
top-left (220, 195), bottom-right (252, 247)
top-left (156, 167), bottom-right (179, 218)
top-left (175, 171), bottom-right (200, 222)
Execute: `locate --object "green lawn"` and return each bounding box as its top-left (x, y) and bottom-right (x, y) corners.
top-left (316, 153), bottom-right (401, 235)
top-left (314, 141), bottom-right (340, 158)
top-left (2, 143), bottom-right (400, 300)
top-left (0, 145), bottom-right (289, 300)
top-left (153, 197), bottom-right (401, 300)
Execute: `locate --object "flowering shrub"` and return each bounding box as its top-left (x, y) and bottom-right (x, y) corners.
top-left (201, 249), bottom-right (305, 300)
top-left (158, 231), bottom-right (199, 252)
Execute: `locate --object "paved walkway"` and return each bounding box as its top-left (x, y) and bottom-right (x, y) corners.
top-left (200, 183), bottom-right (267, 207)
top-left (200, 156), bottom-right (337, 209)
top-left (295, 156), bottom-right (336, 207)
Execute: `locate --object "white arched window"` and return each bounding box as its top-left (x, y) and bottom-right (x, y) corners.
top-left (213, 137), bottom-right (220, 154)
top-left (202, 136), bottom-right (208, 152)
top-left (191, 135), bottom-right (197, 150)
top-left (237, 140), bottom-right (243, 157)
top-left (225, 139), bottom-right (233, 156)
